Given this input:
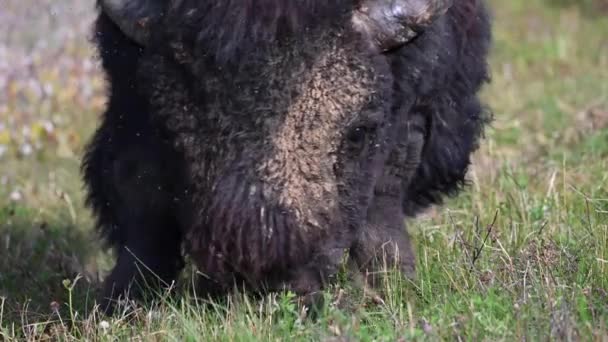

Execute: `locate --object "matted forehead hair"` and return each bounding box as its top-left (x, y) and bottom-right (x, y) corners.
top-left (164, 0), bottom-right (354, 62)
top-left (101, 0), bottom-right (456, 63)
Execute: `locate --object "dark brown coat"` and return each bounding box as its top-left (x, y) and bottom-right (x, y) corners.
top-left (82, 0), bottom-right (493, 313)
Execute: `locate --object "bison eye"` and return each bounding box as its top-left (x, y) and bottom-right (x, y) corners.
top-left (347, 127), bottom-right (367, 144)
top-left (346, 125), bottom-right (375, 155)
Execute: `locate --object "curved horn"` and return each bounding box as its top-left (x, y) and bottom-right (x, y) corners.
top-left (353, 0), bottom-right (454, 52)
top-left (100, 0), bottom-right (164, 46)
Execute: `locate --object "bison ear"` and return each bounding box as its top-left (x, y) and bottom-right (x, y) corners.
top-left (99, 0), bottom-right (165, 46)
top-left (352, 0), bottom-right (453, 52)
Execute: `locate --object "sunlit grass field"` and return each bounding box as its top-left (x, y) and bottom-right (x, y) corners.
top-left (1, 0), bottom-right (607, 340)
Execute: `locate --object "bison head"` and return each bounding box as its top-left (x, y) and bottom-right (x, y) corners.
top-left (99, 0), bottom-right (453, 288)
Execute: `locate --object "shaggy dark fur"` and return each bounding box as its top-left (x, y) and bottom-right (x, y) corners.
top-left (168, 0), bottom-right (352, 63)
top-left (82, 0), bottom-right (492, 313)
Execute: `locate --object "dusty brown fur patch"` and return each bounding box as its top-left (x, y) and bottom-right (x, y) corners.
top-left (259, 47), bottom-right (376, 229)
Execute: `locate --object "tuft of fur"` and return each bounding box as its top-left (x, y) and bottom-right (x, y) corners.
top-left (398, 0), bottom-right (493, 215)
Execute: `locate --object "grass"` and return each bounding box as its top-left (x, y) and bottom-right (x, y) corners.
top-left (1, 0), bottom-right (608, 340)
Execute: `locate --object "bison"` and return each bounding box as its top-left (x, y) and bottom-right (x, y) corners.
top-left (83, 0), bottom-right (492, 313)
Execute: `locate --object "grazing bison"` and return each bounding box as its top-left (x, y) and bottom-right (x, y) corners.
top-left (83, 0), bottom-right (492, 312)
